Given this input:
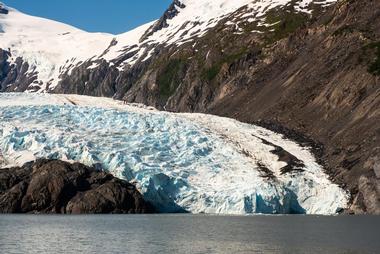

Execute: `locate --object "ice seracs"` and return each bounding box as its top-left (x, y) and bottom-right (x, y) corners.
top-left (0, 93), bottom-right (349, 214)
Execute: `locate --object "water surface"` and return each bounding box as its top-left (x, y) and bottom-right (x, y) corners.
top-left (0, 215), bottom-right (379, 254)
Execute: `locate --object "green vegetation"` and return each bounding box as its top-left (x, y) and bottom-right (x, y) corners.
top-left (157, 59), bottom-right (187, 99)
top-left (264, 9), bottom-right (309, 44)
top-left (362, 41), bottom-right (380, 76)
top-left (203, 65), bottom-right (221, 81)
top-left (333, 25), bottom-right (355, 36)
top-left (367, 42), bottom-right (380, 76)
top-left (201, 49), bottom-right (247, 81)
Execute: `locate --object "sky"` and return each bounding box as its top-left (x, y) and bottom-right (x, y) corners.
top-left (1, 0), bottom-right (172, 34)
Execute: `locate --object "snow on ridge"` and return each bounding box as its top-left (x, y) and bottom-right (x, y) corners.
top-left (84, 0), bottom-right (340, 68)
top-left (0, 0), bottom-right (338, 92)
top-left (0, 93), bottom-right (349, 214)
top-left (0, 2), bottom-right (9, 11)
top-left (104, 0), bottom-right (338, 67)
top-left (0, 4), bottom-right (157, 89)
top-left (102, 21), bottom-right (157, 64)
top-left (0, 6), bottom-right (114, 90)
top-left (143, 0), bottom-right (337, 45)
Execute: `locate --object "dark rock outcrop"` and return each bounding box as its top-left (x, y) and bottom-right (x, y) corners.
top-left (0, 4), bottom-right (8, 15)
top-left (0, 49), bottom-right (39, 92)
top-left (0, 159), bottom-right (154, 214)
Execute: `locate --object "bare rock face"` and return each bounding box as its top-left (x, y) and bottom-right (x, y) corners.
top-left (0, 159), bottom-right (154, 214)
top-left (0, 4), bottom-right (8, 15)
top-left (209, 0), bottom-right (380, 214)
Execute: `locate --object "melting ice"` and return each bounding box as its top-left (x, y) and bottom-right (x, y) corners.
top-left (0, 93), bottom-right (348, 214)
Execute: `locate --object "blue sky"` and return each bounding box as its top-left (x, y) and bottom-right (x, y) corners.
top-left (2, 0), bottom-right (172, 34)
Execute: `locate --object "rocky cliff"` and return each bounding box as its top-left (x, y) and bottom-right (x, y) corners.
top-left (0, 159), bottom-right (154, 214)
top-left (209, 0), bottom-right (380, 214)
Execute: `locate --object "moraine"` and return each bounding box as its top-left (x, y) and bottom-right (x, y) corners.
top-left (0, 93), bottom-right (349, 214)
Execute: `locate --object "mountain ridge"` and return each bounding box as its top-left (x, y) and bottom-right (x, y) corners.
top-left (0, 0), bottom-right (337, 93)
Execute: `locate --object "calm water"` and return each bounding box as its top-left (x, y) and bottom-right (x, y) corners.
top-left (0, 215), bottom-right (379, 254)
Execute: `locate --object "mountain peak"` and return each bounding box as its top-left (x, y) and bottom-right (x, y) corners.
top-left (140, 0), bottom-right (186, 41)
top-left (0, 2), bottom-right (9, 15)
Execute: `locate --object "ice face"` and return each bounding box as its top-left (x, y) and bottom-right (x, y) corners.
top-left (0, 94), bottom-right (349, 214)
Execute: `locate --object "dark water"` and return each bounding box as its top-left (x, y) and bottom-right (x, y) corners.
top-left (0, 215), bottom-right (379, 254)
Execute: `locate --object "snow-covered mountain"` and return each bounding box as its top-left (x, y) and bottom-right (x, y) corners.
top-left (0, 0), bottom-right (337, 92)
top-left (0, 4), bottom-right (114, 91)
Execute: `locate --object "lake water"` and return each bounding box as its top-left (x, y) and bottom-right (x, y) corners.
top-left (0, 215), bottom-right (379, 254)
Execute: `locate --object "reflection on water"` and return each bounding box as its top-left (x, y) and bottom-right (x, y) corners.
top-left (0, 215), bottom-right (379, 254)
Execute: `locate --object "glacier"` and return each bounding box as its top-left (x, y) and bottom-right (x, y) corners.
top-left (0, 93), bottom-right (349, 214)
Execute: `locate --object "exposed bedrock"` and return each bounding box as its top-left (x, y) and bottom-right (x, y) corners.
top-left (0, 159), bottom-right (154, 214)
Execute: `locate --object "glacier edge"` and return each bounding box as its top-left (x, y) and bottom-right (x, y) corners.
top-left (0, 93), bottom-right (349, 214)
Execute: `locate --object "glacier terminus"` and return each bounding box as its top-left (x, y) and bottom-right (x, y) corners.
top-left (0, 93), bottom-right (348, 214)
